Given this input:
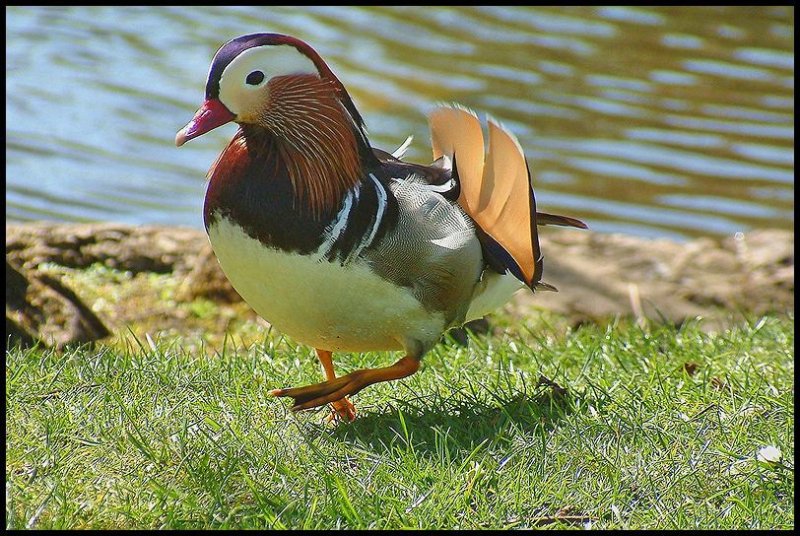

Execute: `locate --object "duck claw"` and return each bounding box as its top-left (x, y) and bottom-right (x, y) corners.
top-left (328, 397), bottom-right (357, 422)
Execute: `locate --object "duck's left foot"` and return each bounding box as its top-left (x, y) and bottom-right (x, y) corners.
top-left (270, 355), bottom-right (421, 417)
top-left (270, 372), bottom-right (367, 413)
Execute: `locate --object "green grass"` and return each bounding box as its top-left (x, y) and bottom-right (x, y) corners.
top-left (6, 314), bottom-right (794, 529)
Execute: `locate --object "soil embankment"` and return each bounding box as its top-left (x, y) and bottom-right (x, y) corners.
top-left (6, 223), bottom-right (793, 347)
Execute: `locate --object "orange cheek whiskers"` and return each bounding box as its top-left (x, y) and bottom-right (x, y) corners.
top-left (265, 75), bottom-right (363, 219)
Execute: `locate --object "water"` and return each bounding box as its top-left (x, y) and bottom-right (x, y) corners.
top-left (6, 6), bottom-right (794, 241)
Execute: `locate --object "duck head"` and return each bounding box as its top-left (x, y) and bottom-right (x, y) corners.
top-left (176, 33), bottom-right (368, 147)
top-left (176, 33), bottom-right (375, 218)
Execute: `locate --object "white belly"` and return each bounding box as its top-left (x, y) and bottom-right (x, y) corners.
top-left (207, 217), bottom-right (446, 352)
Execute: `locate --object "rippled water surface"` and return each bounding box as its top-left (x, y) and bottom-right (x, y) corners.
top-left (6, 6), bottom-right (794, 240)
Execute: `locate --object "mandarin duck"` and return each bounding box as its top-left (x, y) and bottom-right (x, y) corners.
top-left (176, 33), bottom-right (586, 421)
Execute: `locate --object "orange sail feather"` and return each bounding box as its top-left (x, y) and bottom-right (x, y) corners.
top-left (429, 105), bottom-right (542, 288)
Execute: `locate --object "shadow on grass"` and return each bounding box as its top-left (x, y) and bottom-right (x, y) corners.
top-left (322, 377), bottom-right (578, 456)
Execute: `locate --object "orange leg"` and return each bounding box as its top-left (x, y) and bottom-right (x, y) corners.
top-left (315, 349), bottom-right (357, 422)
top-left (270, 353), bottom-right (420, 418)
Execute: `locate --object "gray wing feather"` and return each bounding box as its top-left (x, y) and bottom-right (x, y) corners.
top-left (364, 176), bottom-right (482, 326)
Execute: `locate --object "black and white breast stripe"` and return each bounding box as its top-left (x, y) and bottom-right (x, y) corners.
top-left (360, 173), bottom-right (388, 255)
top-left (318, 172), bottom-right (398, 265)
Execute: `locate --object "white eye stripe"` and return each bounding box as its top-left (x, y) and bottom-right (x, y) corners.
top-left (218, 45), bottom-right (318, 114)
top-left (222, 45), bottom-right (316, 85)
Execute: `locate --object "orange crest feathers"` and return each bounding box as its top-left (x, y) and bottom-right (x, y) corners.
top-left (267, 74), bottom-right (364, 219)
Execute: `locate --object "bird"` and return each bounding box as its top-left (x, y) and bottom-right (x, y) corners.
top-left (176, 33), bottom-right (586, 422)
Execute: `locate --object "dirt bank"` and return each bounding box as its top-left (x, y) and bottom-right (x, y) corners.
top-left (6, 223), bottom-right (793, 347)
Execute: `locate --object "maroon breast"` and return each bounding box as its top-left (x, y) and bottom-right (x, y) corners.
top-left (203, 126), bottom-right (333, 255)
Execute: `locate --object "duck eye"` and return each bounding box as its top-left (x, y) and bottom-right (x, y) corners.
top-left (246, 71), bottom-right (265, 86)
